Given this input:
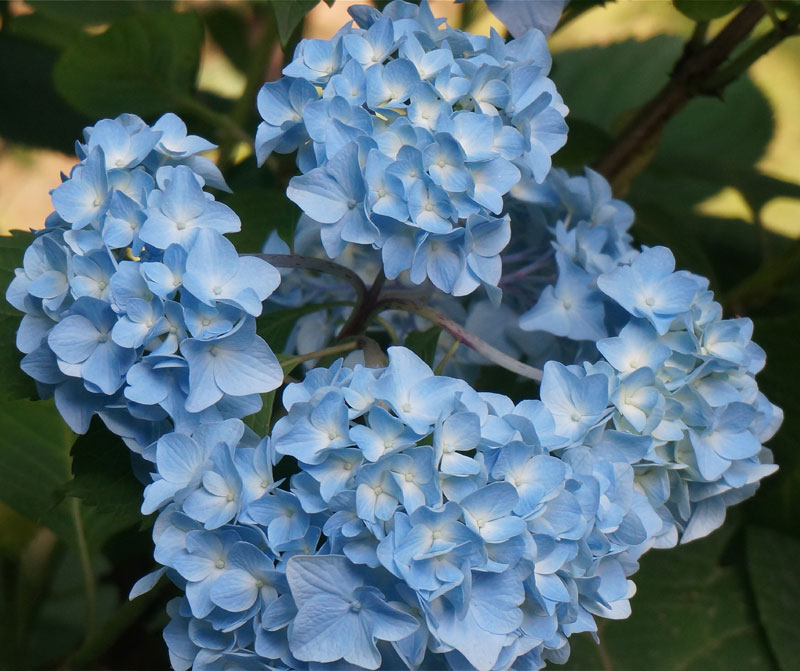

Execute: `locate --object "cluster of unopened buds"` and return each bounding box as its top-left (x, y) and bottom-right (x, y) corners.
top-left (8, 2), bottom-right (781, 670)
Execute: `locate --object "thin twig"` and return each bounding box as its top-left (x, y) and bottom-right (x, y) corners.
top-left (374, 297), bottom-right (544, 382)
top-left (280, 340), bottom-right (359, 373)
top-left (435, 338), bottom-right (461, 375)
top-left (70, 499), bottom-right (96, 646)
top-left (704, 3), bottom-right (800, 91)
top-left (675, 20), bottom-right (709, 69)
top-left (337, 269), bottom-right (387, 340)
top-left (593, 1), bottom-right (767, 189)
top-left (374, 315), bottom-right (400, 344)
top-left (249, 253), bottom-right (368, 304)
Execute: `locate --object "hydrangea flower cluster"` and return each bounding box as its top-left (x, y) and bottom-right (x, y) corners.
top-left (262, 158), bottom-right (781, 550)
top-left (138, 347), bottom-right (659, 670)
top-left (446, 167), bottom-right (782, 542)
top-left (6, 3), bottom-right (782, 669)
top-left (139, 333), bottom-right (781, 670)
top-left (256, 0), bottom-right (568, 297)
top-left (5, 114), bottom-right (284, 450)
top-left (515, 168), bottom-right (636, 339)
top-left (510, 168), bottom-right (781, 538)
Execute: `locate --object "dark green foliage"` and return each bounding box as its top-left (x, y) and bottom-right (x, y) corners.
top-left (403, 327), bottom-right (441, 367)
top-left (0, 399), bottom-right (76, 542)
top-left (269, 0), bottom-right (320, 48)
top-left (563, 521), bottom-right (774, 670)
top-left (244, 391), bottom-right (278, 437)
top-left (65, 420), bottom-right (147, 538)
top-left (673, 0), bottom-right (744, 21)
top-left (0, 34), bottom-right (90, 152)
top-left (747, 527), bottom-right (800, 670)
top-left (53, 12), bottom-right (204, 118)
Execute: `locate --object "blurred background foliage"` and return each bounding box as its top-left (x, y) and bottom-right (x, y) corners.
top-left (0, 0), bottom-right (798, 669)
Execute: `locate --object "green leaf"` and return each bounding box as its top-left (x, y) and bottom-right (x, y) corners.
top-left (63, 421), bottom-right (144, 535)
top-left (0, 398), bottom-right (137, 550)
top-left (53, 12), bottom-right (204, 118)
top-left (403, 327), bottom-right (441, 367)
top-left (554, 38), bottom-right (774, 203)
top-left (269, 0), bottom-right (319, 48)
top-left (243, 391), bottom-right (277, 437)
top-left (562, 522), bottom-right (774, 670)
top-left (673, 0), bottom-right (743, 21)
top-left (639, 74), bottom-right (775, 206)
top-left (27, 0), bottom-right (172, 26)
top-left (0, 502), bottom-right (38, 558)
top-left (23, 551), bottom-right (119, 669)
top-left (744, 313), bottom-right (800, 535)
top-left (553, 37), bottom-right (684, 135)
top-left (0, 34), bottom-right (90, 152)
top-left (7, 12), bottom-right (83, 50)
top-left (747, 526), bottom-right (800, 670)
top-left (0, 399), bottom-right (76, 539)
top-left (257, 301), bottom-right (351, 352)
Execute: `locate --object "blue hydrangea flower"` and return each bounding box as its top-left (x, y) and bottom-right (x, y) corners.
top-left (286, 554), bottom-right (418, 668)
top-left (258, 0), bottom-right (568, 297)
top-left (8, 114), bottom-right (283, 446)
